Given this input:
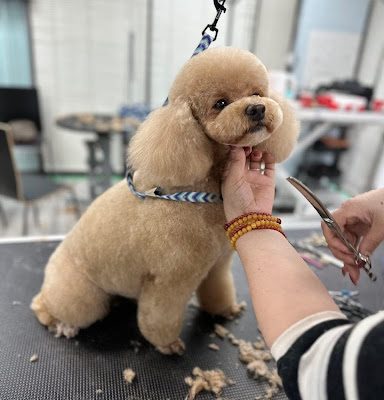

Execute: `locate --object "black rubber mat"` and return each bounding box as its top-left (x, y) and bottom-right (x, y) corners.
top-left (1, 233), bottom-right (383, 400)
top-left (0, 240), bottom-right (287, 400)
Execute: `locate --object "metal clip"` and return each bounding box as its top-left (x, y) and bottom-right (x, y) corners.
top-left (143, 187), bottom-right (163, 198)
top-left (202, 0), bottom-right (226, 41)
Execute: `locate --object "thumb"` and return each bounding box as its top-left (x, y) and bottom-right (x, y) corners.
top-left (223, 146), bottom-right (246, 181)
top-left (358, 229), bottom-right (382, 256)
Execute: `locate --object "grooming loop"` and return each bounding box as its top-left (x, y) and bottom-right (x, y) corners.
top-left (126, 171), bottom-right (222, 204)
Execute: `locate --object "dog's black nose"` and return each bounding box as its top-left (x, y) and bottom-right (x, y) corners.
top-left (245, 104), bottom-right (265, 120)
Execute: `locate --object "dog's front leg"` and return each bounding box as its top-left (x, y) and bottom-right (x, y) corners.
top-left (137, 277), bottom-right (192, 355)
top-left (197, 251), bottom-right (242, 319)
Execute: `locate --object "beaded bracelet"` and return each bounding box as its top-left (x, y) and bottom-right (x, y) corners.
top-left (229, 220), bottom-right (282, 238)
top-left (224, 212), bottom-right (285, 249)
top-left (224, 212), bottom-right (273, 230)
top-left (225, 213), bottom-right (281, 236)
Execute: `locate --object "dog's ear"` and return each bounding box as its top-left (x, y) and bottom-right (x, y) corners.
top-left (128, 100), bottom-right (213, 188)
top-left (256, 92), bottom-right (299, 162)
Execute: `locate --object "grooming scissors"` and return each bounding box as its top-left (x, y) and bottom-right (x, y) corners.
top-left (287, 177), bottom-right (377, 282)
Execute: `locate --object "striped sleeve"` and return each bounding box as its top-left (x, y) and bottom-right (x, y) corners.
top-left (270, 310), bottom-right (384, 400)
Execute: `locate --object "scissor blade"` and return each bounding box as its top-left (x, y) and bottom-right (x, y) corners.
top-left (287, 177), bottom-right (351, 249)
top-left (286, 177), bottom-right (377, 282)
top-left (287, 177), bottom-right (334, 220)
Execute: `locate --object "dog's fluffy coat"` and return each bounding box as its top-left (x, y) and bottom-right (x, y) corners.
top-left (31, 47), bottom-right (299, 354)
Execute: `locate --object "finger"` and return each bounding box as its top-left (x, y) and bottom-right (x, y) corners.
top-left (344, 230), bottom-right (359, 248)
top-left (329, 237), bottom-right (354, 256)
top-left (222, 146), bottom-right (247, 182)
top-left (322, 222), bottom-right (343, 250)
top-left (244, 146), bottom-right (252, 157)
top-left (346, 263), bottom-right (360, 285)
top-left (321, 221), bottom-right (351, 254)
top-left (333, 242), bottom-right (352, 256)
top-left (262, 152), bottom-right (276, 166)
top-left (342, 263), bottom-right (352, 281)
top-left (358, 231), bottom-right (382, 256)
top-left (330, 248), bottom-right (356, 266)
top-left (262, 152), bottom-right (275, 178)
top-left (249, 149), bottom-right (262, 170)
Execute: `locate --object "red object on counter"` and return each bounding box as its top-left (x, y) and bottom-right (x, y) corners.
top-left (299, 93), bottom-right (314, 108)
top-left (372, 100), bottom-right (384, 112)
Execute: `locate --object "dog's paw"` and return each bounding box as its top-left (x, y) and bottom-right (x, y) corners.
top-left (156, 338), bottom-right (185, 355)
top-left (221, 301), bottom-right (247, 320)
top-left (31, 293), bottom-right (55, 326)
top-left (48, 321), bottom-right (79, 339)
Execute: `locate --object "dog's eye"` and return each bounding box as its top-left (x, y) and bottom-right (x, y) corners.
top-left (214, 99), bottom-right (229, 110)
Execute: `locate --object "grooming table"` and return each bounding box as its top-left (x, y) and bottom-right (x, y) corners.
top-left (1, 231), bottom-right (383, 400)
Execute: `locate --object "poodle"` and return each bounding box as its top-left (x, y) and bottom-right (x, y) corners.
top-left (31, 47), bottom-right (299, 355)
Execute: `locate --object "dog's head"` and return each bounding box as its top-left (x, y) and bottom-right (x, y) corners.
top-left (129, 47), bottom-right (299, 188)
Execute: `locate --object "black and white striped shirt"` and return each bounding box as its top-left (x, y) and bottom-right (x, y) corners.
top-left (270, 310), bottom-right (384, 400)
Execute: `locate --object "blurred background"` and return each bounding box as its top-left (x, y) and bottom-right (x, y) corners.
top-left (1, 0), bottom-right (384, 238)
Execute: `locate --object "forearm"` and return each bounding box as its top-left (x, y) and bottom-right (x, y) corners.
top-left (236, 229), bottom-right (340, 347)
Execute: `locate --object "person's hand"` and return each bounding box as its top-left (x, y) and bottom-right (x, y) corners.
top-left (221, 146), bottom-right (276, 222)
top-left (321, 189), bottom-right (384, 284)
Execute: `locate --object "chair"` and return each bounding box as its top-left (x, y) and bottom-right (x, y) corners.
top-left (0, 87), bottom-right (43, 171)
top-left (0, 123), bottom-right (80, 235)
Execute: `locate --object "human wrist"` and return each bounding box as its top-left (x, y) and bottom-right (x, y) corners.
top-left (236, 228), bottom-right (283, 251)
top-left (224, 205), bottom-right (273, 223)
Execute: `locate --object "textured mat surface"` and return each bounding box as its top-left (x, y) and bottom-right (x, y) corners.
top-left (0, 232), bottom-right (383, 400)
top-left (0, 240), bottom-right (286, 400)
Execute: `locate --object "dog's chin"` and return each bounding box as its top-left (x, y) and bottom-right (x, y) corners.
top-left (246, 123), bottom-right (266, 135)
top-left (227, 125), bottom-right (271, 147)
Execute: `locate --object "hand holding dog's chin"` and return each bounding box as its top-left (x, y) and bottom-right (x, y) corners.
top-left (221, 147), bottom-right (275, 222)
top-left (223, 182), bottom-right (274, 222)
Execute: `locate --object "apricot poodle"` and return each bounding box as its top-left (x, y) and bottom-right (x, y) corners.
top-left (31, 47), bottom-right (299, 355)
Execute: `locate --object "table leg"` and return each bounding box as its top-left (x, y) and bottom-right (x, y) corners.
top-left (97, 133), bottom-right (113, 194)
top-left (0, 200), bottom-right (8, 227)
top-left (85, 140), bottom-right (98, 199)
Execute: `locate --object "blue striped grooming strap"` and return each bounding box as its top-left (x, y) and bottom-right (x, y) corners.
top-left (127, 34), bottom-right (220, 204)
top-left (162, 34), bottom-right (213, 107)
top-left (126, 171), bottom-right (222, 204)
top-left (192, 34), bottom-right (213, 56)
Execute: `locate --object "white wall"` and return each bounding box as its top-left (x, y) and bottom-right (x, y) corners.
top-left (293, 0), bottom-right (369, 90)
top-left (255, 0), bottom-right (297, 70)
top-left (358, 0), bottom-right (384, 91)
top-left (30, 0), bottom-right (297, 172)
top-left (30, 0), bottom-right (147, 172)
top-left (341, 0), bottom-right (384, 194)
top-left (150, 0), bottom-right (297, 107)
top-left (369, 0), bottom-right (384, 190)
top-left (150, 0), bottom-right (229, 108)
